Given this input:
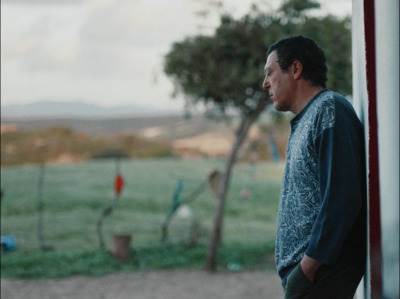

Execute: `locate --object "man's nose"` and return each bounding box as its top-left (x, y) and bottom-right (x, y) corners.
top-left (263, 77), bottom-right (270, 90)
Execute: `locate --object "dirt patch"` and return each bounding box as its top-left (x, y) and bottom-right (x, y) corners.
top-left (1, 270), bottom-right (283, 299)
top-left (171, 127), bottom-right (262, 158)
top-left (172, 133), bottom-right (235, 158)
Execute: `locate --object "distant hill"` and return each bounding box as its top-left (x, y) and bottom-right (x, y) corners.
top-left (1, 108), bottom-right (225, 139)
top-left (1, 100), bottom-right (178, 118)
top-left (1, 100), bottom-right (193, 137)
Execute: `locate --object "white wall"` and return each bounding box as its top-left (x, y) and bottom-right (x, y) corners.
top-left (352, 1), bottom-right (369, 297)
top-left (352, 1), bottom-right (400, 298)
top-left (375, 1), bottom-right (400, 298)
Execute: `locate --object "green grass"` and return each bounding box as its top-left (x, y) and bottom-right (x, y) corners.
top-left (1, 158), bottom-right (284, 278)
top-left (0, 242), bottom-right (276, 279)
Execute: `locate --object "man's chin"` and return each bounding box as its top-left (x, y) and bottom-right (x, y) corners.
top-left (273, 102), bottom-right (289, 113)
top-left (273, 102), bottom-right (282, 111)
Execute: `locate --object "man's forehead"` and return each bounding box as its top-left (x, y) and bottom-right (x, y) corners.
top-left (265, 51), bottom-right (278, 70)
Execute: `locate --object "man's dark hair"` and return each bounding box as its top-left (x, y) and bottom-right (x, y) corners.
top-left (267, 36), bottom-right (327, 88)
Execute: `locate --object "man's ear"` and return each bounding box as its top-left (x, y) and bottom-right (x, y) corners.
top-left (292, 60), bottom-right (303, 80)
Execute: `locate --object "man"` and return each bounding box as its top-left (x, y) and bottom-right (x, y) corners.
top-left (263, 36), bottom-right (366, 298)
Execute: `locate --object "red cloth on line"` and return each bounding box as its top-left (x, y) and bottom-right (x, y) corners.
top-left (114, 175), bottom-right (124, 195)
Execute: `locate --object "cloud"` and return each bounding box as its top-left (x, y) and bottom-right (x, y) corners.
top-left (2, 4), bottom-right (83, 72)
top-left (4, 0), bottom-right (208, 78)
top-left (1, 0), bottom-right (350, 109)
top-left (1, 0), bottom-right (202, 108)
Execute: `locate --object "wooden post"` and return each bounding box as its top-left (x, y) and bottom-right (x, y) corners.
top-left (97, 158), bottom-right (124, 250)
top-left (37, 163), bottom-right (45, 250)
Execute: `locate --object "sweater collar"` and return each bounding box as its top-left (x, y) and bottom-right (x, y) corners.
top-left (290, 89), bottom-right (329, 127)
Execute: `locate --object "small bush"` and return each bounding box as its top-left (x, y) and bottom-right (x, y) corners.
top-left (91, 148), bottom-right (130, 159)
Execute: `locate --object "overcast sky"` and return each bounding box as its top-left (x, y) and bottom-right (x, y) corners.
top-left (1, 0), bottom-right (351, 112)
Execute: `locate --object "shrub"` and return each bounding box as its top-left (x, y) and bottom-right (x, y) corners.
top-left (91, 148), bottom-right (130, 159)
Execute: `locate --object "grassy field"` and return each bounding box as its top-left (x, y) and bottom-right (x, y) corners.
top-left (1, 158), bottom-right (284, 278)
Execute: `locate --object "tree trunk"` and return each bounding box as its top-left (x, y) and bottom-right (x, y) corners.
top-left (205, 101), bottom-right (267, 272)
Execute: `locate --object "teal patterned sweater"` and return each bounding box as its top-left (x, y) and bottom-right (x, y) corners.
top-left (276, 89), bottom-right (366, 283)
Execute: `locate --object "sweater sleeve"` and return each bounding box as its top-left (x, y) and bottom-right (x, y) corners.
top-left (305, 104), bottom-right (364, 265)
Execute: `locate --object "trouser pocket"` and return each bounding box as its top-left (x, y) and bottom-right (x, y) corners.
top-left (284, 263), bottom-right (314, 299)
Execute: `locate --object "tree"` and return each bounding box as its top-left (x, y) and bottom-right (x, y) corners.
top-left (300, 15), bottom-right (352, 95)
top-left (274, 0), bottom-right (352, 96)
top-left (165, 13), bottom-right (275, 271)
top-left (164, 0), bottom-right (351, 271)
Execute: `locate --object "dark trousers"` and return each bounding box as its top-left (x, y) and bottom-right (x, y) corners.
top-left (283, 262), bottom-right (364, 299)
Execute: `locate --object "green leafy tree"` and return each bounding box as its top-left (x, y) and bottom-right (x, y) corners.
top-left (300, 15), bottom-right (352, 95)
top-left (275, 0), bottom-right (352, 95)
top-left (165, 13), bottom-right (275, 271)
top-left (164, 0), bottom-right (351, 271)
